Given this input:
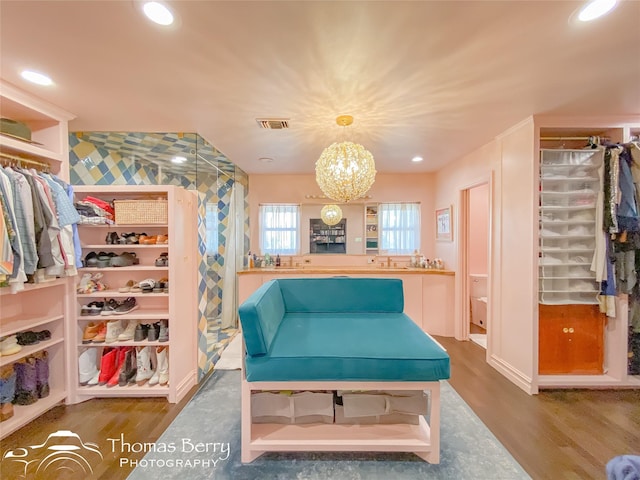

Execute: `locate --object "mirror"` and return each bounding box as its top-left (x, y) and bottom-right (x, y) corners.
top-left (300, 203), bottom-right (367, 254)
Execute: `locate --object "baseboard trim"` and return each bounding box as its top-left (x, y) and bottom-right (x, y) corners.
top-left (489, 354), bottom-right (535, 394)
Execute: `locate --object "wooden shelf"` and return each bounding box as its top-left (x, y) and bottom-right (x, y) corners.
top-left (76, 385), bottom-right (170, 397)
top-left (0, 337), bottom-right (64, 368)
top-left (78, 309), bottom-right (169, 321)
top-left (0, 278), bottom-right (66, 296)
top-left (77, 291), bottom-right (169, 298)
top-left (250, 417), bottom-right (432, 452)
top-left (0, 389), bottom-right (66, 439)
top-left (0, 314), bottom-right (64, 337)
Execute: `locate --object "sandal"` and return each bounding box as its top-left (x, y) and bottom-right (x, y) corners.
top-left (118, 280), bottom-right (136, 293)
top-left (139, 278), bottom-right (156, 293)
top-left (155, 253), bottom-right (168, 267)
top-left (156, 234), bottom-right (168, 244)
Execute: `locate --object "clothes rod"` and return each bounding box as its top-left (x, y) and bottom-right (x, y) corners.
top-left (540, 136), bottom-right (610, 141)
top-left (0, 152), bottom-right (50, 170)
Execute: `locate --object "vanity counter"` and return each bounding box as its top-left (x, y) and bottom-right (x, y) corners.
top-left (238, 267), bottom-right (455, 336)
top-left (238, 267), bottom-right (454, 276)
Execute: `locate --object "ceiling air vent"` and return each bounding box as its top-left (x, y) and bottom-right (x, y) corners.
top-left (256, 118), bottom-right (290, 129)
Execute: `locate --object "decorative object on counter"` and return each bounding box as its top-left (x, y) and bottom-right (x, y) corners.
top-left (436, 206), bottom-right (453, 242)
top-left (316, 115), bottom-right (376, 203)
top-left (320, 204), bottom-right (343, 225)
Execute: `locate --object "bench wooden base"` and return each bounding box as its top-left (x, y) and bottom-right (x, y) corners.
top-left (241, 376), bottom-right (441, 464)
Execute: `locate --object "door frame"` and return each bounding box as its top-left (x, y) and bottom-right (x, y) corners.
top-left (456, 174), bottom-right (493, 360)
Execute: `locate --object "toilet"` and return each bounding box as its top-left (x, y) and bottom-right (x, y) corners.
top-left (470, 274), bottom-right (488, 328)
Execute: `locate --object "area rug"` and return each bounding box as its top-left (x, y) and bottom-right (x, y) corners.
top-left (213, 334), bottom-right (242, 370)
top-left (127, 371), bottom-right (530, 480)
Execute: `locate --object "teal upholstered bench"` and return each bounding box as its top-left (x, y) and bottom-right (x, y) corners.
top-left (239, 277), bottom-right (450, 382)
top-left (238, 277), bottom-right (450, 464)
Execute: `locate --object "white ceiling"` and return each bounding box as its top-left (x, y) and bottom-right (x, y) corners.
top-left (1, 1), bottom-right (639, 175)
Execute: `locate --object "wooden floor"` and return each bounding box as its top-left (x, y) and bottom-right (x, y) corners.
top-left (1, 338), bottom-right (639, 479)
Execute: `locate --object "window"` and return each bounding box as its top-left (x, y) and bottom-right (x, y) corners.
top-left (259, 204), bottom-right (300, 255)
top-left (379, 203), bottom-right (421, 254)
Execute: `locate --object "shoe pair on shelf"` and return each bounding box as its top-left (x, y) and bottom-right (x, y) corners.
top-left (1, 352), bottom-right (50, 410)
top-left (100, 297), bottom-right (138, 316)
top-left (139, 234), bottom-right (168, 245)
top-left (79, 345), bottom-right (169, 388)
top-left (155, 253), bottom-right (168, 267)
top-left (0, 336), bottom-right (22, 356)
top-left (106, 232), bottom-right (151, 245)
top-left (15, 330), bottom-right (51, 346)
top-left (138, 278), bottom-right (168, 294)
top-left (134, 320), bottom-right (169, 342)
top-left (85, 251), bottom-right (140, 268)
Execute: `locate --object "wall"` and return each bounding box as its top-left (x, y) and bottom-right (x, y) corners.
top-left (248, 173), bottom-right (436, 259)
top-left (468, 183), bottom-right (489, 275)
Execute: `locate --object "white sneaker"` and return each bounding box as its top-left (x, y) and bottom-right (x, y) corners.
top-left (118, 320), bottom-right (138, 341)
top-left (105, 319), bottom-right (123, 344)
top-left (78, 348), bottom-right (99, 385)
top-left (149, 346), bottom-right (169, 386)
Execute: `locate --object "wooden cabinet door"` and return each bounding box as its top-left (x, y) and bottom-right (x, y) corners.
top-left (539, 304), bottom-right (605, 374)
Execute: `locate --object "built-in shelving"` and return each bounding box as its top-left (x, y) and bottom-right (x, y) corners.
top-left (0, 81), bottom-right (74, 439)
top-left (69, 186), bottom-right (197, 404)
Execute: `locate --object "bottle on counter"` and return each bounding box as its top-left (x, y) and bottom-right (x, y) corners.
top-left (247, 251), bottom-right (254, 269)
top-left (276, 254), bottom-right (281, 267)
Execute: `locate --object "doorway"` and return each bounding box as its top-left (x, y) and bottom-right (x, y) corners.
top-left (464, 182), bottom-right (490, 349)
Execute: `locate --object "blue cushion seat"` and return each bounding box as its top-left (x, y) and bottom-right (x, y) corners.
top-left (239, 278), bottom-right (451, 382)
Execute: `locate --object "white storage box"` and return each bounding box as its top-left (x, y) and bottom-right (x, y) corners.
top-left (339, 390), bottom-right (428, 417)
top-left (251, 391), bottom-right (334, 424)
top-left (334, 406), bottom-right (420, 425)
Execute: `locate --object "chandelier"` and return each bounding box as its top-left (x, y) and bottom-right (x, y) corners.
top-left (316, 115), bottom-right (376, 203)
top-left (320, 204), bottom-right (343, 226)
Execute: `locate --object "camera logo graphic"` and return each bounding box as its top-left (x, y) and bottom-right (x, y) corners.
top-left (2, 430), bottom-right (103, 479)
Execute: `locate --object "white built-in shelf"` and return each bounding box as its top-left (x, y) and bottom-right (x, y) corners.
top-left (82, 244), bottom-right (168, 249)
top-left (0, 389), bottom-right (66, 438)
top-left (78, 309), bottom-right (169, 321)
top-left (78, 224), bottom-right (168, 229)
top-left (0, 278), bottom-right (66, 296)
top-left (79, 266), bottom-right (169, 272)
top-left (78, 341), bottom-right (167, 348)
top-left (0, 314), bottom-right (64, 337)
top-left (0, 337), bottom-right (64, 367)
top-left (76, 385), bottom-right (170, 397)
top-left (77, 291), bottom-right (169, 298)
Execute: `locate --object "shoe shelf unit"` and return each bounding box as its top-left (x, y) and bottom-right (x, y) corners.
top-left (0, 278), bottom-right (69, 439)
top-left (0, 79), bottom-right (75, 181)
top-left (365, 204), bottom-right (379, 254)
top-left (68, 185), bottom-right (197, 404)
top-left (538, 148), bottom-right (603, 305)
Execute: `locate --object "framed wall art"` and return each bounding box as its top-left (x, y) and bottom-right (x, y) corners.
top-left (436, 206), bottom-right (453, 241)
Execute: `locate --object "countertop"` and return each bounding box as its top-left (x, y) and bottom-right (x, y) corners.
top-left (238, 267), bottom-right (454, 276)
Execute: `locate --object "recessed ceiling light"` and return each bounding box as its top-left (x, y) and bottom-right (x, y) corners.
top-left (143, 2), bottom-right (174, 25)
top-left (411, 156), bottom-right (424, 163)
top-left (171, 156), bottom-right (187, 164)
top-left (578, 0), bottom-right (617, 21)
top-left (259, 157), bottom-right (274, 163)
top-left (21, 70), bottom-right (53, 86)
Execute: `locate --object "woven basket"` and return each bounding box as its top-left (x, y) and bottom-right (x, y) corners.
top-left (114, 199), bottom-right (168, 225)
